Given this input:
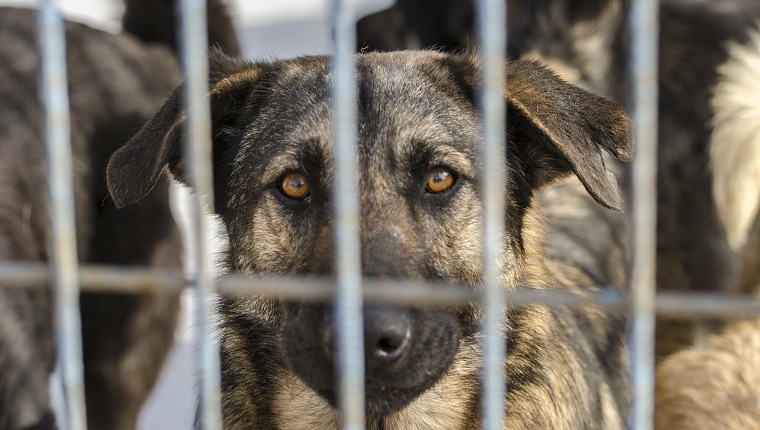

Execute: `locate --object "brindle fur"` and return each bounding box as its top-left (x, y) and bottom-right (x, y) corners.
top-left (0, 2), bottom-right (238, 429)
top-left (356, 0), bottom-right (760, 359)
top-left (108, 49), bottom-right (632, 429)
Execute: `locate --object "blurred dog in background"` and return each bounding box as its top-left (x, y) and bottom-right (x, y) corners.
top-left (0, 1), bottom-right (238, 428)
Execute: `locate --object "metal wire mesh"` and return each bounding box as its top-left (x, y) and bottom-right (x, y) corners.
top-left (1, 0), bottom-right (757, 429)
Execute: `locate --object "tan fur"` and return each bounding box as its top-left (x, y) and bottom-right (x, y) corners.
top-left (710, 21), bottom-right (760, 250)
top-left (273, 373), bottom-right (341, 430)
top-left (210, 67), bottom-right (265, 95)
top-left (522, 52), bottom-right (583, 85)
top-left (376, 338), bottom-right (483, 430)
top-left (655, 318), bottom-right (760, 430)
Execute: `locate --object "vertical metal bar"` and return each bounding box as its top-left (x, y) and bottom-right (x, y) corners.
top-left (177, 0), bottom-right (222, 428)
top-left (37, 2), bottom-right (87, 429)
top-left (628, 0), bottom-right (660, 429)
top-left (476, 0), bottom-right (508, 429)
top-left (329, 1), bottom-right (365, 429)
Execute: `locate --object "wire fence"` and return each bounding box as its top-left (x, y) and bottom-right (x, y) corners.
top-left (0, 0), bottom-right (758, 429)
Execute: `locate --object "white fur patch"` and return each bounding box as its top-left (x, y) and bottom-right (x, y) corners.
top-left (710, 21), bottom-right (760, 249)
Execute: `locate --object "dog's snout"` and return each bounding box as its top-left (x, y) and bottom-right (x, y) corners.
top-left (284, 302), bottom-right (460, 416)
top-left (364, 307), bottom-right (411, 362)
top-left (324, 306), bottom-right (412, 362)
top-left (363, 228), bottom-right (407, 278)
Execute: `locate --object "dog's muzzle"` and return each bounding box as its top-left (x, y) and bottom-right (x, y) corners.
top-left (282, 303), bottom-right (461, 417)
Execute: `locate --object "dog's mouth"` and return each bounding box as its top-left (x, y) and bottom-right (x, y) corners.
top-left (282, 303), bottom-right (461, 417)
top-left (315, 382), bottom-right (441, 418)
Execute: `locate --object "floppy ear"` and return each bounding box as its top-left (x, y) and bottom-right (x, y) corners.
top-left (106, 49), bottom-right (263, 209)
top-left (506, 59), bottom-right (632, 210)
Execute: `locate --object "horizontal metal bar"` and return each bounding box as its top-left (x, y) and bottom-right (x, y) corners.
top-left (2, 262), bottom-right (760, 318)
top-left (0, 261), bottom-right (185, 292)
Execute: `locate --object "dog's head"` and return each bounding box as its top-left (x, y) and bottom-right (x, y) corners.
top-left (107, 49), bottom-right (631, 417)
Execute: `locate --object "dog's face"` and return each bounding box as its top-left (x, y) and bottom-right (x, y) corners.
top-left (107, 50), bottom-right (630, 419)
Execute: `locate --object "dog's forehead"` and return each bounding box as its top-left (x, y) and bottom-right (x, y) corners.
top-left (353, 52), bottom-right (481, 176)
top-left (239, 52), bottom-right (481, 180)
top-left (355, 51), bottom-right (480, 145)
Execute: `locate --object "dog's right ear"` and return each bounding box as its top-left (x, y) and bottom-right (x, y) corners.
top-left (506, 59), bottom-right (633, 211)
top-left (106, 49), bottom-right (263, 208)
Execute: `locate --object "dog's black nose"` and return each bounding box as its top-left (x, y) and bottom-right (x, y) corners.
top-left (364, 307), bottom-right (411, 363)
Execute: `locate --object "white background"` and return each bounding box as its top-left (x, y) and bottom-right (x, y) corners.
top-left (0, 1), bottom-right (392, 428)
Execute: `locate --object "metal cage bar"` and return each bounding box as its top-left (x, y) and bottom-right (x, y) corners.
top-left (177, 0), bottom-right (223, 428)
top-left (628, 0), bottom-right (661, 429)
top-left (476, 0), bottom-right (508, 429)
top-left (37, 2), bottom-right (88, 429)
top-left (329, 1), bottom-right (366, 429)
top-left (4, 262), bottom-right (760, 317)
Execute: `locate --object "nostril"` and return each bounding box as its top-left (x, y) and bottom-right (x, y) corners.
top-left (375, 327), bottom-right (410, 359)
top-left (364, 306), bottom-right (412, 363)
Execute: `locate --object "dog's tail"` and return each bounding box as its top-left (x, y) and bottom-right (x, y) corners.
top-left (121, 0), bottom-right (241, 56)
top-left (710, 21), bottom-right (760, 250)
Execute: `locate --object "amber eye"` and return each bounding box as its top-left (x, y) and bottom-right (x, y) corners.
top-left (280, 172), bottom-right (309, 199)
top-left (426, 167), bottom-right (455, 193)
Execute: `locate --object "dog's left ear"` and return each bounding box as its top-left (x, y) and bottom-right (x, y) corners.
top-left (506, 59), bottom-right (632, 210)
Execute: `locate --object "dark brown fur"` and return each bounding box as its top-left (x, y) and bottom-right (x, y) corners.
top-left (0, 2), bottom-right (238, 429)
top-left (107, 49), bottom-right (632, 428)
top-left (356, 0), bottom-right (760, 359)
top-left (739, 214), bottom-right (760, 296)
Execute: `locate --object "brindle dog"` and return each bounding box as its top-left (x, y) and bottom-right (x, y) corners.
top-left (107, 49), bottom-right (632, 429)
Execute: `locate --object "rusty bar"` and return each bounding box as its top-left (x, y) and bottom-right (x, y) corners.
top-left (3, 262), bottom-right (760, 318)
